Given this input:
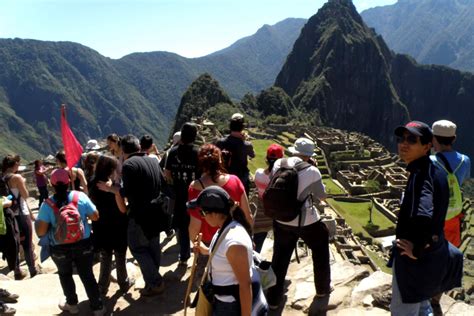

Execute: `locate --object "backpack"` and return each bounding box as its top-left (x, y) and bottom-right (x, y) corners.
top-left (263, 158), bottom-right (311, 222)
top-left (45, 191), bottom-right (84, 244)
top-left (434, 153), bottom-right (464, 221)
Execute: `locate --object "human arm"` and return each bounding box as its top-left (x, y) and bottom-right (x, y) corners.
top-left (399, 171), bottom-right (438, 259)
top-left (35, 220), bottom-right (49, 237)
top-left (2, 198), bottom-right (12, 208)
top-left (12, 175), bottom-right (35, 218)
top-left (76, 168), bottom-right (89, 195)
top-left (239, 191), bottom-right (253, 225)
top-left (115, 193), bottom-right (127, 214)
top-left (246, 142), bottom-right (255, 159)
top-left (227, 245), bottom-right (252, 316)
top-left (189, 216), bottom-right (202, 243)
top-left (308, 167), bottom-right (327, 202)
top-left (35, 203), bottom-right (52, 237)
top-left (80, 192), bottom-right (99, 221)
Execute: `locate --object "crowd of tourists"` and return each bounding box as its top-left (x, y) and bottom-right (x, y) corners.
top-left (0, 113), bottom-right (470, 316)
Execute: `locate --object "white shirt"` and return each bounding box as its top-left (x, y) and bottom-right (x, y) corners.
top-left (10, 188), bottom-right (29, 215)
top-left (209, 221), bottom-right (253, 302)
top-left (272, 157), bottom-right (326, 227)
top-left (254, 168), bottom-right (270, 198)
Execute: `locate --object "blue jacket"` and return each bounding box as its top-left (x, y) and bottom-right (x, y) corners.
top-left (390, 155), bottom-right (463, 303)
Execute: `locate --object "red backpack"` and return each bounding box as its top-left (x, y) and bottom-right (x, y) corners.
top-left (45, 191), bottom-right (84, 244)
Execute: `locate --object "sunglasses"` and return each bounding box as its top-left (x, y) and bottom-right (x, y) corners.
top-left (396, 134), bottom-right (419, 145)
top-left (199, 209), bottom-right (208, 217)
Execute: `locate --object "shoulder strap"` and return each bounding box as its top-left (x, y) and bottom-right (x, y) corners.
top-left (70, 191), bottom-right (80, 206)
top-left (453, 155), bottom-right (465, 174)
top-left (436, 153), bottom-right (453, 173)
top-left (197, 178), bottom-right (205, 190)
top-left (200, 223), bottom-right (233, 285)
top-left (45, 198), bottom-right (59, 213)
top-left (294, 161), bottom-right (311, 172)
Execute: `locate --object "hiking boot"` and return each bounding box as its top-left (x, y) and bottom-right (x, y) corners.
top-left (58, 301), bottom-right (79, 314)
top-left (0, 302), bottom-right (16, 315)
top-left (139, 283), bottom-right (165, 296)
top-left (14, 271), bottom-right (27, 281)
top-left (0, 289), bottom-right (19, 303)
top-left (92, 306), bottom-right (106, 316)
top-left (30, 266), bottom-right (43, 278)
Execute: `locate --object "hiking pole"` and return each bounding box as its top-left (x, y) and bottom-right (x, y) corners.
top-left (184, 233), bottom-right (202, 316)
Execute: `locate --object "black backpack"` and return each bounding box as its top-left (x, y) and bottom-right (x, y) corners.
top-left (0, 174), bottom-right (20, 216)
top-left (263, 158), bottom-right (311, 222)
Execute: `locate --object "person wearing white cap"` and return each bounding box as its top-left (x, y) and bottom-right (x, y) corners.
top-left (430, 119), bottom-right (471, 308)
top-left (265, 137), bottom-right (330, 310)
top-left (430, 120), bottom-right (471, 247)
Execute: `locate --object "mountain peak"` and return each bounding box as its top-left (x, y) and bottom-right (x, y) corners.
top-left (275, 0), bottom-right (408, 147)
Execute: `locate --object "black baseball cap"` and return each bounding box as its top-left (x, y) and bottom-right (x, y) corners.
top-left (394, 121), bottom-right (433, 143)
top-left (186, 186), bottom-right (233, 213)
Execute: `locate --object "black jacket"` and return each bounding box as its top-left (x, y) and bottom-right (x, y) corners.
top-left (392, 155), bottom-right (463, 303)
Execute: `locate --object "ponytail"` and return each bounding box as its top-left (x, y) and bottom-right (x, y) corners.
top-left (231, 205), bottom-right (252, 237)
top-left (53, 183), bottom-right (70, 207)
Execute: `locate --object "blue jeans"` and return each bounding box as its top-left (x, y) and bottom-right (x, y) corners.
top-left (127, 218), bottom-right (163, 288)
top-left (391, 261), bottom-right (433, 316)
top-left (213, 299), bottom-right (240, 316)
top-left (51, 239), bottom-right (103, 310)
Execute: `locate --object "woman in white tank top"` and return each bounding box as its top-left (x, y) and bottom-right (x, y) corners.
top-left (2, 154), bottom-right (39, 279)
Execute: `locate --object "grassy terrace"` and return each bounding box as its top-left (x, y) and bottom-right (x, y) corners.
top-left (322, 178), bottom-right (345, 195)
top-left (327, 198), bottom-right (395, 240)
top-left (248, 139), bottom-right (277, 174)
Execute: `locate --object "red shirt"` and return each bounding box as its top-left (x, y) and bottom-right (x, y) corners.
top-left (187, 174), bottom-right (245, 243)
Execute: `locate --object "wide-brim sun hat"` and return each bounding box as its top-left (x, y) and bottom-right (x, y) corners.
top-left (288, 137), bottom-right (316, 157)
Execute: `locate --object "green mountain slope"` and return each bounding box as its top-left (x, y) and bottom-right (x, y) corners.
top-left (275, 0), bottom-right (474, 159)
top-left (0, 18), bottom-right (305, 159)
top-left (361, 0), bottom-right (474, 72)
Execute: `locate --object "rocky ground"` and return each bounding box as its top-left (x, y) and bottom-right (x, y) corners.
top-left (0, 198), bottom-right (473, 315)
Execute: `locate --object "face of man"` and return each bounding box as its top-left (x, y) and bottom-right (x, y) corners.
top-left (397, 131), bottom-right (432, 164)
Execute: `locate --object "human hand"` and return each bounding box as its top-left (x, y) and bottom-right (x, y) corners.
top-left (2, 197), bottom-right (12, 208)
top-left (192, 234), bottom-right (208, 255)
top-left (97, 180), bottom-right (114, 193)
top-left (396, 239), bottom-right (417, 260)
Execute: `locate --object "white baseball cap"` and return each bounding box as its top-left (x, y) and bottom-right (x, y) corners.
top-left (432, 120), bottom-right (456, 137)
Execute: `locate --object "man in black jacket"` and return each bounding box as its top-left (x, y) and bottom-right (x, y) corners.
top-left (107, 135), bottom-right (165, 296)
top-left (390, 121), bottom-right (463, 315)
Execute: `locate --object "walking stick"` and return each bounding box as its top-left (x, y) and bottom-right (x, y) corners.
top-left (184, 233), bottom-right (202, 316)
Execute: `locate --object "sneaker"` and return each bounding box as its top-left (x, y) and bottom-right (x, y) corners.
top-left (58, 301), bottom-right (79, 314)
top-left (92, 306), bottom-right (106, 316)
top-left (268, 303), bottom-right (280, 311)
top-left (0, 289), bottom-right (19, 303)
top-left (165, 229), bottom-right (175, 239)
top-left (0, 302), bottom-right (16, 315)
top-left (14, 271), bottom-right (27, 281)
top-left (139, 283), bottom-right (165, 296)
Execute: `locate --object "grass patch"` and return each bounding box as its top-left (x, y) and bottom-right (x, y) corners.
top-left (248, 139), bottom-right (279, 174)
top-left (322, 178), bottom-right (345, 195)
top-left (365, 248), bottom-right (391, 274)
top-left (327, 199), bottom-right (394, 237)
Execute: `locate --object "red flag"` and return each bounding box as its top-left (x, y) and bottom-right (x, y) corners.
top-left (60, 104), bottom-right (83, 169)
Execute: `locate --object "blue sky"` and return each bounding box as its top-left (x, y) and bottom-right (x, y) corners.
top-left (0, 0), bottom-right (396, 59)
